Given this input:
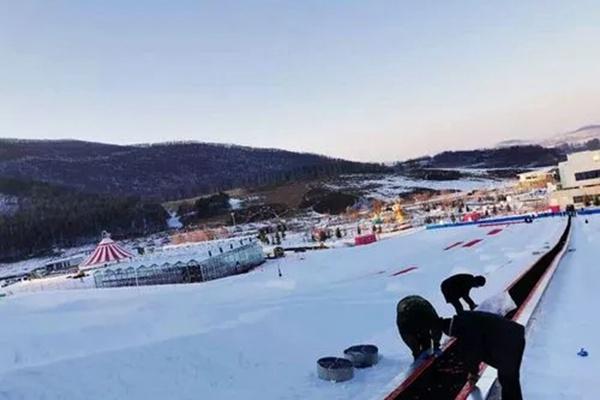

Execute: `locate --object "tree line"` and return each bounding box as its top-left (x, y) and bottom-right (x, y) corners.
top-left (0, 178), bottom-right (167, 262)
top-left (0, 140), bottom-right (390, 201)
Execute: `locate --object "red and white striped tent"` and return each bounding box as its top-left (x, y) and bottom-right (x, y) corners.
top-left (80, 236), bottom-right (134, 269)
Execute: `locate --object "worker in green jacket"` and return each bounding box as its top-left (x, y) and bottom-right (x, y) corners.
top-left (396, 295), bottom-right (442, 360)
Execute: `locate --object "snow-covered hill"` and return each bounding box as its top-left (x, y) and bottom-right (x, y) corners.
top-left (541, 124), bottom-right (600, 148)
top-left (496, 125), bottom-right (600, 149)
top-left (495, 139), bottom-right (535, 148)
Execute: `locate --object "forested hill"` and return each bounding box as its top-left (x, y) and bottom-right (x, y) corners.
top-left (0, 139), bottom-right (387, 200)
top-left (399, 145), bottom-right (566, 169)
top-left (0, 178), bottom-right (167, 262)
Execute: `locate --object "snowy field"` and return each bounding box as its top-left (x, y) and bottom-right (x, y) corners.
top-left (522, 215), bottom-right (600, 399)
top-left (0, 218), bottom-right (567, 400)
top-left (0, 244), bottom-right (94, 280)
top-left (326, 173), bottom-right (508, 201)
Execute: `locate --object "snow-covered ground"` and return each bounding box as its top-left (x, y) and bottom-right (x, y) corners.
top-left (166, 211), bottom-right (183, 229)
top-left (0, 245), bottom-right (95, 280)
top-left (0, 234), bottom-right (173, 280)
top-left (327, 174), bottom-right (508, 201)
top-left (522, 215), bottom-right (600, 399)
top-left (0, 194), bottom-right (18, 216)
top-left (0, 218), bottom-right (567, 400)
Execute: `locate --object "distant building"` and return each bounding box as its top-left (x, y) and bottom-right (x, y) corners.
top-left (517, 169), bottom-right (555, 190)
top-left (31, 256), bottom-right (84, 278)
top-left (93, 238), bottom-right (264, 288)
top-left (550, 150), bottom-right (600, 209)
top-left (461, 211), bottom-right (481, 222)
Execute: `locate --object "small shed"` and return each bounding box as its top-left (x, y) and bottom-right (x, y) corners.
top-left (355, 234), bottom-right (377, 246)
top-left (548, 205), bottom-right (561, 213)
top-left (462, 211), bottom-right (481, 222)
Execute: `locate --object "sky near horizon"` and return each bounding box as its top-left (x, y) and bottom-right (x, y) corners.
top-left (1, 1), bottom-right (600, 162)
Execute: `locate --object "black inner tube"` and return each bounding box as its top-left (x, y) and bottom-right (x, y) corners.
top-left (318, 357), bottom-right (353, 369)
top-left (344, 344), bottom-right (378, 355)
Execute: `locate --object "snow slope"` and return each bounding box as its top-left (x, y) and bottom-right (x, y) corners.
top-left (522, 216), bottom-right (600, 399)
top-left (0, 218), bottom-right (567, 400)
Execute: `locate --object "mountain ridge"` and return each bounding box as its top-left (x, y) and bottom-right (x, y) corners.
top-left (0, 139), bottom-right (387, 200)
top-left (496, 124), bottom-right (600, 150)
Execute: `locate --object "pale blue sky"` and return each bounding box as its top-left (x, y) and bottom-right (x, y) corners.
top-left (1, 1), bottom-right (600, 161)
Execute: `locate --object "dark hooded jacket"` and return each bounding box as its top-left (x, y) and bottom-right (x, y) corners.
top-left (448, 311), bottom-right (525, 374)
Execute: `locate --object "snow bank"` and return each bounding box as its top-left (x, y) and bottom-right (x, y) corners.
top-left (476, 291), bottom-right (517, 316)
top-left (167, 211), bottom-right (183, 229)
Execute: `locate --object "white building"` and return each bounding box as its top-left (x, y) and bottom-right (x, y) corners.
top-left (558, 150), bottom-right (600, 188)
top-left (30, 256), bottom-right (85, 278)
top-left (516, 168), bottom-right (555, 189)
top-left (550, 150), bottom-right (600, 209)
top-left (93, 238), bottom-right (265, 288)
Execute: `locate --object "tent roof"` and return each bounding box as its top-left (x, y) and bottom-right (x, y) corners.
top-left (80, 237), bottom-right (134, 268)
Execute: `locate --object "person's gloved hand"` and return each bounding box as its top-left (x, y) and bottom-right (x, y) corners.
top-left (467, 372), bottom-right (479, 386)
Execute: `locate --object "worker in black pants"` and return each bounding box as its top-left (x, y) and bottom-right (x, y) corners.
top-left (439, 311), bottom-right (526, 400)
top-left (441, 273), bottom-right (486, 314)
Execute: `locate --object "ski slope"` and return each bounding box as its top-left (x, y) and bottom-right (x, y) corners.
top-left (0, 218), bottom-right (567, 400)
top-left (522, 215), bottom-right (600, 399)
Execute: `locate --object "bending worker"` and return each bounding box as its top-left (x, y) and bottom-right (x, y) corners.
top-left (439, 311), bottom-right (526, 400)
top-left (396, 295), bottom-right (442, 361)
top-left (441, 273), bottom-right (486, 314)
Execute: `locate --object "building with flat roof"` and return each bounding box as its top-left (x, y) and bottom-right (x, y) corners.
top-left (550, 150), bottom-right (600, 209)
top-left (517, 168), bottom-right (555, 190)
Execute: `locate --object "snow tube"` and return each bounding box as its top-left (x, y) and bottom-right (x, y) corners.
top-left (344, 344), bottom-right (379, 368)
top-left (317, 357), bottom-right (354, 382)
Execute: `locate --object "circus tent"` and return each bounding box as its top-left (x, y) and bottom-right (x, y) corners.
top-left (80, 234), bottom-right (134, 269)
